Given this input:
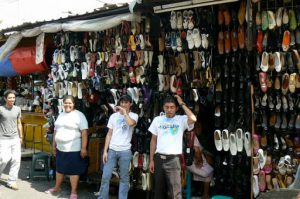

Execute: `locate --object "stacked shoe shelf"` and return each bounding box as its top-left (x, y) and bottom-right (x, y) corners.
top-left (252, 0), bottom-right (300, 198)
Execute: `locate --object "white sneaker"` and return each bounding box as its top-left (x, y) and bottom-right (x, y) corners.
top-left (214, 130), bottom-right (222, 151)
top-left (222, 129), bottom-right (229, 151)
top-left (235, 128), bottom-right (244, 152)
top-left (229, 133), bottom-right (237, 156)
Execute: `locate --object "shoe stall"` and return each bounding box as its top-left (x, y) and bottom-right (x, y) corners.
top-left (0, 0), bottom-right (299, 198)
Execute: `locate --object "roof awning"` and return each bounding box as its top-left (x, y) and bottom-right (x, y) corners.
top-left (0, 45), bottom-right (48, 77)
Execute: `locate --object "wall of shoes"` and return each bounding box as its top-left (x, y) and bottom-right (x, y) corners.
top-left (252, 0), bottom-right (300, 198)
top-left (40, 0), bottom-right (300, 198)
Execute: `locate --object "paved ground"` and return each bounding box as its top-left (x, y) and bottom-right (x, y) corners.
top-left (0, 157), bottom-right (99, 199)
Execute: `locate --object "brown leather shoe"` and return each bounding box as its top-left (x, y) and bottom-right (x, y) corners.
top-left (256, 30), bottom-right (263, 53)
top-left (238, 0), bottom-right (246, 25)
top-left (292, 49), bottom-right (300, 70)
top-left (218, 8), bottom-right (224, 26)
top-left (274, 76), bottom-right (281, 90)
top-left (281, 73), bottom-right (289, 95)
top-left (223, 7), bottom-right (231, 26)
top-left (231, 28), bottom-right (238, 52)
top-left (238, 25), bottom-right (245, 49)
top-left (224, 31), bottom-right (231, 54)
top-left (268, 53), bottom-right (275, 72)
top-left (218, 31), bottom-right (224, 54)
top-left (296, 73), bottom-right (300, 89)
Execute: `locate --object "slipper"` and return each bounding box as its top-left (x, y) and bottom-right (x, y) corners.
top-left (45, 187), bottom-right (60, 195)
top-left (283, 8), bottom-right (289, 25)
top-left (69, 193), bottom-right (78, 199)
top-left (218, 9), bottom-right (224, 25)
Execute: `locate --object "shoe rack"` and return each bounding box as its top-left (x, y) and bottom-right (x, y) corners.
top-left (251, 0), bottom-right (300, 198)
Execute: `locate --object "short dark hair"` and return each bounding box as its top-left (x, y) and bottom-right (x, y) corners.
top-left (119, 94), bottom-right (133, 103)
top-left (63, 95), bottom-right (75, 104)
top-left (163, 95), bottom-right (178, 106)
top-left (4, 89), bottom-right (16, 98)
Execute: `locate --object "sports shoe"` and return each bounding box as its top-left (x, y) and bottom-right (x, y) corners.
top-left (7, 183), bottom-right (18, 190)
top-left (70, 193), bottom-right (78, 199)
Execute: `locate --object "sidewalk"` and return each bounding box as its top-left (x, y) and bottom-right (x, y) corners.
top-left (0, 157), bottom-right (98, 199)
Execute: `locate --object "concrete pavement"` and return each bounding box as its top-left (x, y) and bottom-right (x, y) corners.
top-left (0, 158), bottom-right (98, 199)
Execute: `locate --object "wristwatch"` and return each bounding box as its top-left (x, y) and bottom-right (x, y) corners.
top-left (180, 103), bottom-right (186, 108)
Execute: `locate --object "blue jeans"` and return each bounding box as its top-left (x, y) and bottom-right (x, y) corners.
top-left (98, 149), bottom-right (132, 199)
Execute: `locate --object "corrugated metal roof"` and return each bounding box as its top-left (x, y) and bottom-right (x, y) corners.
top-left (0, 0), bottom-right (134, 33)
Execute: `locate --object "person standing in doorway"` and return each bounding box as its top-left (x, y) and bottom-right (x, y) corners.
top-left (149, 95), bottom-right (197, 199)
top-left (0, 89), bottom-right (23, 190)
top-left (98, 94), bottom-right (138, 199)
top-left (46, 95), bottom-right (88, 199)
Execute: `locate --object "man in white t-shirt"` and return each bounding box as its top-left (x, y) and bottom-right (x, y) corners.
top-left (98, 94), bottom-right (138, 199)
top-left (148, 95), bottom-right (197, 199)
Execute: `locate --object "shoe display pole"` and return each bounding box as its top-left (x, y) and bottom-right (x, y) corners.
top-left (251, 84), bottom-right (254, 199)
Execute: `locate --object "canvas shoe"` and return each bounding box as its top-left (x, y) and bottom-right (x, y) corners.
top-left (229, 133), bottom-right (237, 156)
top-left (192, 28), bottom-right (201, 48)
top-left (170, 11), bottom-right (177, 30)
top-left (177, 11), bottom-right (183, 30)
top-left (182, 10), bottom-right (188, 29)
top-left (186, 30), bottom-right (194, 50)
top-left (214, 130), bottom-right (222, 151)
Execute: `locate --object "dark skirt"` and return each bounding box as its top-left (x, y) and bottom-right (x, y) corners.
top-left (56, 149), bottom-right (87, 175)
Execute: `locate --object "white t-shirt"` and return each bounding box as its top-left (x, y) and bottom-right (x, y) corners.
top-left (108, 112), bottom-right (138, 151)
top-left (148, 115), bottom-right (194, 155)
top-left (54, 110), bottom-right (88, 152)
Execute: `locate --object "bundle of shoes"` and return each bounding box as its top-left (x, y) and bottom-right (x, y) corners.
top-left (252, 0), bottom-right (300, 198)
